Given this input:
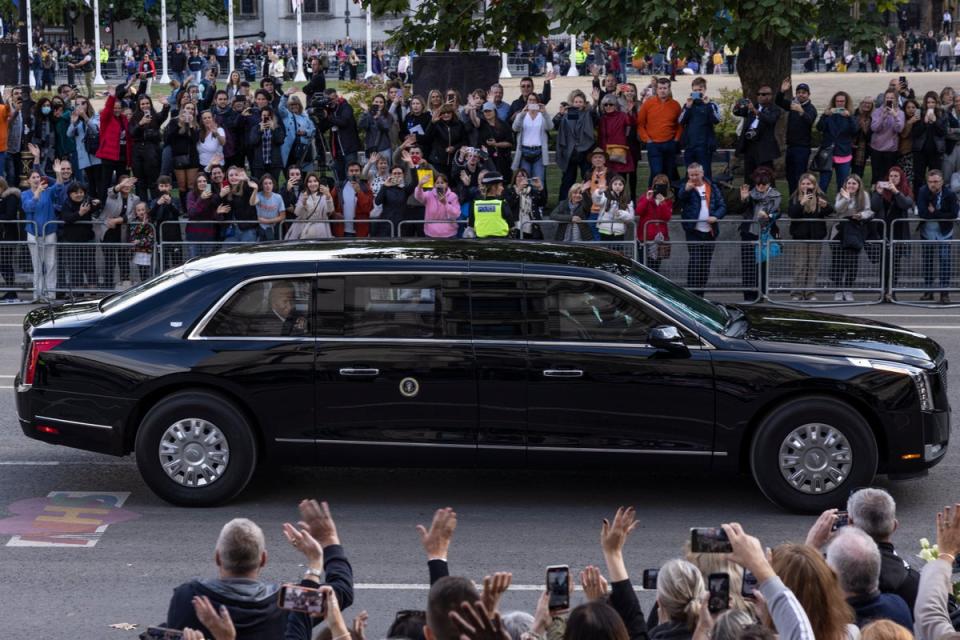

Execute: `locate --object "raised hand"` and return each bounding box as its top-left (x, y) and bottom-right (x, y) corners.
top-left (600, 506), bottom-right (638, 555)
top-left (936, 503), bottom-right (960, 559)
top-left (283, 522), bottom-right (324, 568)
top-left (450, 601), bottom-right (511, 640)
top-left (352, 611), bottom-right (369, 640)
top-left (481, 572), bottom-right (512, 613)
top-left (579, 565), bottom-right (609, 601)
top-left (721, 523), bottom-right (774, 583)
top-left (27, 142), bottom-right (40, 160)
top-left (416, 507), bottom-right (457, 560)
top-left (299, 499), bottom-right (340, 547)
top-left (804, 509), bottom-right (839, 549)
top-left (192, 595), bottom-right (236, 640)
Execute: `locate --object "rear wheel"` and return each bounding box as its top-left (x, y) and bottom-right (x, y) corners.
top-left (135, 391), bottom-right (257, 506)
top-left (750, 396), bottom-right (877, 513)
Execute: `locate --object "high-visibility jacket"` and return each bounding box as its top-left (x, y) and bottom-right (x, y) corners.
top-left (575, 50), bottom-right (587, 65)
top-left (473, 199), bottom-right (509, 238)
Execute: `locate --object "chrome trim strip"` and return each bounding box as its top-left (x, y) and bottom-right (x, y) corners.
top-left (187, 269), bottom-right (712, 350)
top-left (34, 415), bottom-right (114, 431)
top-left (275, 437), bottom-right (726, 456)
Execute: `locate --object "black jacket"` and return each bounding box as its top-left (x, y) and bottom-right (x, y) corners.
top-left (609, 578), bottom-right (650, 640)
top-left (316, 99), bottom-right (361, 157)
top-left (248, 123), bottom-right (286, 171)
top-left (401, 111), bottom-right (433, 150)
top-left (164, 123), bottom-right (201, 167)
top-left (733, 102), bottom-right (782, 163)
top-left (912, 113), bottom-right (948, 154)
top-left (164, 543), bottom-right (353, 640)
top-left (58, 197), bottom-right (97, 242)
top-left (916, 185), bottom-right (959, 235)
top-left (425, 118), bottom-right (467, 170)
top-left (870, 191), bottom-right (914, 240)
top-left (878, 542), bottom-right (920, 613)
top-left (788, 197), bottom-right (834, 240)
top-left (506, 82), bottom-right (553, 122)
top-left (302, 74), bottom-right (326, 99)
top-left (0, 188), bottom-right (20, 242)
top-left (375, 183), bottom-right (414, 227)
top-left (149, 196), bottom-right (183, 242)
top-left (774, 92), bottom-right (817, 148)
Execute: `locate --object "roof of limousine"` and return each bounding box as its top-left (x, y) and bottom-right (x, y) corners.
top-left (185, 240), bottom-right (636, 272)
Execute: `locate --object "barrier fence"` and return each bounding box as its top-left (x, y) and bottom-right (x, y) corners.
top-left (2, 215), bottom-right (958, 307)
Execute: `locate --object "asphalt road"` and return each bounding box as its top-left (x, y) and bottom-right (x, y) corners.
top-left (0, 303), bottom-right (958, 639)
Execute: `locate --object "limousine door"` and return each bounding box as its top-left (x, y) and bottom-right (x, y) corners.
top-left (314, 273), bottom-right (478, 466)
top-left (523, 275), bottom-right (716, 467)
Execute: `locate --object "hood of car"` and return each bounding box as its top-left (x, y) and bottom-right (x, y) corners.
top-left (737, 305), bottom-right (942, 365)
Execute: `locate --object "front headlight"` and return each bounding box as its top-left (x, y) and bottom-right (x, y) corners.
top-left (848, 358), bottom-right (934, 411)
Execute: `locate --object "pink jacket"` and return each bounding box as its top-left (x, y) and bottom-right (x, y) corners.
top-left (415, 185), bottom-right (461, 238)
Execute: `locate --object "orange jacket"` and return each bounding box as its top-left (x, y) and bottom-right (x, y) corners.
top-left (636, 97), bottom-right (683, 143)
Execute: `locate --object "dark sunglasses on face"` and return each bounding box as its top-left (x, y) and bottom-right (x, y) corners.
top-left (758, 92), bottom-right (771, 96)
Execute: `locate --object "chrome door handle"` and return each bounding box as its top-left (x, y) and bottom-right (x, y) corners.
top-left (542, 369), bottom-right (584, 378)
top-left (339, 368), bottom-right (380, 377)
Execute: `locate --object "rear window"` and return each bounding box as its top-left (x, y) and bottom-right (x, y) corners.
top-left (99, 268), bottom-right (193, 313)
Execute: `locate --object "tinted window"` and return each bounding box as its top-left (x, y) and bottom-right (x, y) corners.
top-left (204, 278), bottom-right (314, 337)
top-left (526, 278), bottom-right (660, 342)
top-left (470, 277), bottom-right (525, 339)
top-left (344, 274), bottom-right (470, 338)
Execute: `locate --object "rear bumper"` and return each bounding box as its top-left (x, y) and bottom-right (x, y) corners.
top-left (17, 379), bottom-right (132, 456)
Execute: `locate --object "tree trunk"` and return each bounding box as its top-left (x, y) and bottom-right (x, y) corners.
top-left (920, 0), bottom-right (933, 33)
top-left (737, 34), bottom-right (792, 101)
top-left (147, 24), bottom-right (161, 50)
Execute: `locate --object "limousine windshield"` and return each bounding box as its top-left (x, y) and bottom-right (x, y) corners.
top-left (624, 265), bottom-right (727, 334)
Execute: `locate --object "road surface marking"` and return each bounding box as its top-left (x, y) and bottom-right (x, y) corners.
top-left (3, 492), bottom-right (138, 548)
top-left (352, 583), bottom-right (648, 592)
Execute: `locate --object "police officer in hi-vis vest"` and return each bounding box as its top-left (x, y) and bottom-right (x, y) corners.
top-left (468, 172), bottom-right (515, 238)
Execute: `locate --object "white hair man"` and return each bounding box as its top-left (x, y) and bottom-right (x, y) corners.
top-left (163, 501), bottom-right (353, 639)
top-left (826, 526), bottom-right (913, 630)
top-left (847, 487), bottom-right (920, 611)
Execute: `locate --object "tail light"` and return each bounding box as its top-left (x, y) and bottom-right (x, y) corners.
top-left (24, 339), bottom-right (65, 386)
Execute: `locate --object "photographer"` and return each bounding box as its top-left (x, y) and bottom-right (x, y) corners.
top-left (775, 79), bottom-right (818, 195)
top-left (358, 94), bottom-right (395, 158)
top-left (313, 88), bottom-right (361, 182)
top-left (733, 86), bottom-right (782, 183)
top-left (247, 106), bottom-right (285, 180)
top-left (679, 77), bottom-right (722, 181)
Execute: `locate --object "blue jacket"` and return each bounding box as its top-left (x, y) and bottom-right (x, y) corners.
top-left (679, 100), bottom-right (721, 150)
top-left (817, 111), bottom-right (858, 156)
top-left (916, 186), bottom-right (959, 236)
top-left (678, 178), bottom-right (727, 236)
top-left (278, 96), bottom-right (316, 166)
top-left (847, 592), bottom-right (913, 632)
top-left (21, 187), bottom-right (57, 236)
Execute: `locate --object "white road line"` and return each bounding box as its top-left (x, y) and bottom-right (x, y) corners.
top-left (0, 461), bottom-right (59, 466)
top-left (352, 583), bottom-right (647, 592)
top-left (0, 375), bottom-right (14, 378)
top-left (0, 385), bottom-right (12, 389)
top-left (0, 461), bottom-right (133, 466)
top-left (0, 324), bottom-right (22, 327)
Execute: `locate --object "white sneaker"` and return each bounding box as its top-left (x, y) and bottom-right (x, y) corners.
top-left (844, 292), bottom-right (855, 302)
top-left (807, 293), bottom-right (818, 301)
top-left (791, 293), bottom-right (803, 301)
top-left (834, 292), bottom-right (844, 301)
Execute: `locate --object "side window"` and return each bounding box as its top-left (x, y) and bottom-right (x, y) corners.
top-left (526, 278), bottom-right (661, 342)
top-left (469, 277), bottom-right (526, 339)
top-left (203, 278), bottom-right (314, 337)
top-left (344, 274), bottom-right (470, 339)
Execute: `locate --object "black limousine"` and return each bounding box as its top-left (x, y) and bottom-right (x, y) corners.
top-left (15, 241), bottom-right (951, 511)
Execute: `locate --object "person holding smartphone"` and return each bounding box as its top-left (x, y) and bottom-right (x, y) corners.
top-left (870, 167), bottom-right (914, 300)
top-left (869, 90), bottom-right (905, 186)
top-left (911, 92), bottom-right (948, 196)
top-left (815, 91), bottom-right (858, 193)
top-left (679, 77), bottom-right (722, 182)
top-left (775, 78), bottom-right (818, 195)
top-left (511, 94), bottom-right (552, 185)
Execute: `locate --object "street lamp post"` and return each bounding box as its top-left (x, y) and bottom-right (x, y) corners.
top-left (68, 6), bottom-right (78, 46)
top-left (344, 0), bottom-right (351, 38)
top-left (109, 3), bottom-right (116, 51)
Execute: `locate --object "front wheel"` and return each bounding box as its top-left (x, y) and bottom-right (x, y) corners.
top-left (750, 396), bottom-right (878, 513)
top-left (135, 391), bottom-right (258, 507)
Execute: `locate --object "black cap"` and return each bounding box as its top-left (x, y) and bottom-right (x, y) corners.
top-left (796, 83), bottom-right (811, 93)
top-left (481, 172), bottom-right (504, 185)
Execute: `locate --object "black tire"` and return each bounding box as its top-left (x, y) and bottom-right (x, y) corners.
top-left (135, 390), bottom-right (258, 507)
top-left (750, 395), bottom-right (878, 513)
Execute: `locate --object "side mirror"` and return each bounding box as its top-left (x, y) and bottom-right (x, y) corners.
top-left (649, 325), bottom-right (689, 355)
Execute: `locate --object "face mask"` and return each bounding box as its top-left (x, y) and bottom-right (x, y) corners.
top-left (41, 106), bottom-right (51, 115)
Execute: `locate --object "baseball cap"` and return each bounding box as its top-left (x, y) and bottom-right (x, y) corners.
top-left (482, 101), bottom-right (496, 112)
top-left (796, 83), bottom-right (811, 92)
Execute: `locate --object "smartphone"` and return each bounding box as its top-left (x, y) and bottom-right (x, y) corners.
top-left (899, 75), bottom-right (906, 85)
top-left (203, 183), bottom-right (212, 196)
top-left (277, 583), bottom-right (327, 615)
top-left (642, 568), bottom-right (659, 590)
top-left (690, 527), bottom-right (732, 553)
top-left (139, 628), bottom-right (183, 640)
top-left (832, 511), bottom-right (850, 531)
top-left (691, 91), bottom-right (702, 100)
top-left (653, 183), bottom-right (668, 196)
top-left (741, 568), bottom-right (758, 597)
top-left (708, 573), bottom-right (730, 613)
top-left (546, 565), bottom-right (570, 611)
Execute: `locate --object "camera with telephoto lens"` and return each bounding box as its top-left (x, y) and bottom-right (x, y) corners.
top-left (308, 93), bottom-right (334, 115)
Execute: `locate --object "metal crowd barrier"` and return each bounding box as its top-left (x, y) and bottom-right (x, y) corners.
top-left (889, 219), bottom-right (960, 307)
top-left (0, 221), bottom-right (38, 301)
top-left (41, 221), bottom-right (159, 298)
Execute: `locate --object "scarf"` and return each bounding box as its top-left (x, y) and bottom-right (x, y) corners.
top-left (516, 186), bottom-right (534, 234)
top-left (261, 126), bottom-right (273, 165)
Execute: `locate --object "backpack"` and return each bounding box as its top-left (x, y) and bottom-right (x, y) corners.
top-left (83, 123), bottom-right (100, 156)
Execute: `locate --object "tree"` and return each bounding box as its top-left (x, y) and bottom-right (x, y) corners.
top-left (370, 0), bottom-right (908, 99)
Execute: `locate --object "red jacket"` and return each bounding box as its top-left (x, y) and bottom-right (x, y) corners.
top-left (330, 182), bottom-right (373, 237)
top-left (635, 193), bottom-right (673, 241)
top-left (96, 94), bottom-right (132, 165)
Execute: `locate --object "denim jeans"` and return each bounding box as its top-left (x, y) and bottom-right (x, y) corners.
top-left (646, 140), bottom-right (678, 186)
top-left (819, 160), bottom-right (851, 193)
top-left (921, 223), bottom-right (954, 288)
top-left (519, 148), bottom-right (546, 183)
top-left (683, 145), bottom-right (713, 180)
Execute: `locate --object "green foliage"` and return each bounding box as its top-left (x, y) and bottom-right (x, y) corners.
top-left (366, 0), bottom-right (550, 52)
top-left (13, 0), bottom-right (228, 31)
top-left (714, 87), bottom-right (743, 149)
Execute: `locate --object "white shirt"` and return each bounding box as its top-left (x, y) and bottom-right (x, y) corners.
top-left (342, 181), bottom-right (357, 234)
top-left (197, 127), bottom-right (225, 167)
top-left (695, 185), bottom-right (711, 232)
top-left (521, 112), bottom-right (543, 147)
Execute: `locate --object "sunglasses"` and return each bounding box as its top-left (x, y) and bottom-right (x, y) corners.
top-left (757, 92), bottom-right (771, 96)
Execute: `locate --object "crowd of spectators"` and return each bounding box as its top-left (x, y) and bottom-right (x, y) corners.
top-left (151, 490), bottom-right (960, 640)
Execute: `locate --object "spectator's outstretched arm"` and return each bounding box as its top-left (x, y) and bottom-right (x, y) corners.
top-left (601, 507), bottom-right (648, 640)
top-left (914, 503), bottom-right (960, 640)
top-left (417, 507), bottom-right (457, 584)
top-left (298, 500), bottom-right (353, 611)
top-left (722, 523), bottom-right (815, 640)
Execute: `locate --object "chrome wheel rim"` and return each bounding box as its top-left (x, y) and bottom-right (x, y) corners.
top-left (158, 418), bottom-right (230, 487)
top-left (778, 423), bottom-right (852, 494)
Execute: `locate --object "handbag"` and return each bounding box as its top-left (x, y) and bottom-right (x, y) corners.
top-left (809, 144), bottom-right (834, 172)
top-left (173, 154), bottom-right (192, 170)
top-left (839, 219), bottom-right (865, 251)
top-left (520, 145), bottom-right (542, 163)
top-left (605, 144), bottom-right (629, 164)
